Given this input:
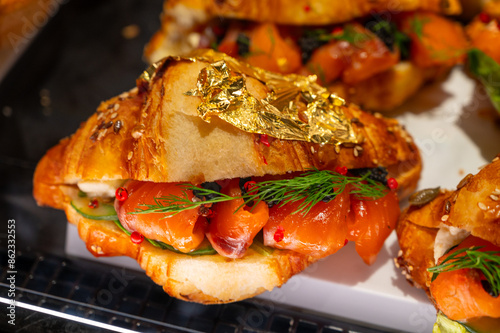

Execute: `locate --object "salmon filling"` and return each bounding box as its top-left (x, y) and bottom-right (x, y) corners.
top-left (112, 171), bottom-right (400, 263)
top-left (195, 11), bottom-right (468, 86)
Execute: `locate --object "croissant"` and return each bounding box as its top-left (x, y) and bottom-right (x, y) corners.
top-left (396, 156), bottom-right (500, 328)
top-left (144, 0), bottom-right (466, 112)
top-left (34, 52), bottom-right (422, 303)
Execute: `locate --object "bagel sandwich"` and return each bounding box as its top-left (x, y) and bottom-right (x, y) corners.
top-left (34, 50), bottom-right (422, 304)
top-left (144, 0), bottom-right (468, 112)
top-left (396, 155), bottom-right (500, 332)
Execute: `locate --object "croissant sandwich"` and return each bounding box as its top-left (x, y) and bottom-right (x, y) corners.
top-left (396, 155), bottom-right (500, 332)
top-left (34, 50), bottom-right (421, 304)
top-left (144, 0), bottom-right (468, 112)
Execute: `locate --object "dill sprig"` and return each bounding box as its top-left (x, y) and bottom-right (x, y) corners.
top-left (131, 169), bottom-right (388, 217)
top-left (428, 246), bottom-right (500, 297)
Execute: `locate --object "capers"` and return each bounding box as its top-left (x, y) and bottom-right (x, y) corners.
top-left (409, 187), bottom-right (440, 207)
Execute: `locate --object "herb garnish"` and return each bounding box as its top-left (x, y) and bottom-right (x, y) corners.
top-left (409, 16), bottom-right (430, 40)
top-left (428, 246), bottom-right (500, 297)
top-left (468, 48), bottom-right (500, 114)
top-left (131, 169), bottom-right (389, 217)
top-left (367, 20), bottom-right (411, 59)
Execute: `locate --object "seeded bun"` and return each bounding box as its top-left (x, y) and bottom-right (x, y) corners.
top-left (396, 156), bottom-right (500, 294)
top-left (33, 53), bottom-right (422, 304)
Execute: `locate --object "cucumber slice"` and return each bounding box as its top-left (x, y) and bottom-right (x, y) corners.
top-left (112, 219), bottom-right (217, 256)
top-left (250, 239), bottom-right (274, 256)
top-left (147, 237), bottom-right (217, 255)
top-left (434, 312), bottom-right (500, 333)
top-left (71, 196), bottom-right (118, 220)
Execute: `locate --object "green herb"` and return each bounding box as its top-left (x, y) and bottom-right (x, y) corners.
top-left (112, 219), bottom-right (217, 255)
top-left (368, 20), bottom-right (411, 58)
top-left (306, 62), bottom-right (326, 83)
top-left (266, 25), bottom-right (276, 56)
top-left (210, 41), bottom-right (219, 51)
top-left (303, 25), bottom-right (371, 46)
top-left (428, 246), bottom-right (500, 297)
top-left (468, 48), bottom-right (500, 114)
top-left (333, 24), bottom-right (371, 46)
top-left (409, 16), bottom-right (430, 40)
top-left (131, 169), bottom-right (389, 217)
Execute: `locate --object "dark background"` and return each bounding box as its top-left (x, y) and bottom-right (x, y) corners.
top-left (0, 0), bottom-right (164, 255)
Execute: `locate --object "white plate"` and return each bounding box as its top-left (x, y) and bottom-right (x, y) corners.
top-left (65, 66), bottom-right (500, 333)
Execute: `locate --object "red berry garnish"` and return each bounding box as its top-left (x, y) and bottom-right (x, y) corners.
top-left (387, 177), bottom-right (398, 190)
top-left (199, 205), bottom-right (214, 218)
top-left (274, 226), bottom-right (285, 243)
top-left (244, 181), bottom-right (258, 196)
top-left (88, 199), bottom-right (99, 209)
top-left (479, 12), bottom-right (491, 24)
top-left (344, 239), bottom-right (349, 246)
top-left (130, 231), bottom-right (144, 244)
top-left (212, 25), bottom-right (225, 36)
top-left (115, 187), bottom-right (128, 201)
top-left (260, 134), bottom-right (270, 147)
top-left (303, 4), bottom-right (311, 12)
top-left (335, 166), bottom-right (348, 175)
top-left (332, 26), bottom-right (343, 35)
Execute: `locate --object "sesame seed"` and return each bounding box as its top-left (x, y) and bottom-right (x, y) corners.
top-left (493, 156), bottom-right (499, 162)
top-left (478, 202), bottom-right (487, 211)
top-left (110, 112), bottom-right (118, 119)
top-left (353, 148), bottom-right (359, 157)
top-left (97, 131), bottom-right (105, 141)
top-left (490, 194), bottom-right (499, 201)
top-left (114, 104), bottom-right (120, 111)
top-left (493, 188), bottom-right (500, 195)
top-left (310, 146), bottom-right (315, 154)
top-left (441, 215), bottom-right (449, 222)
top-left (90, 245), bottom-right (104, 255)
top-left (334, 145), bottom-right (340, 154)
top-left (127, 151), bottom-right (133, 160)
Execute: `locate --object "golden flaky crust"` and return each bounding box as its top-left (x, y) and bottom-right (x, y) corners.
top-left (396, 156), bottom-right (500, 294)
top-left (67, 205), bottom-right (312, 304)
top-left (33, 56), bottom-right (421, 304)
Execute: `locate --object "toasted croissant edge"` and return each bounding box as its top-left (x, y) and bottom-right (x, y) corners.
top-left (63, 201), bottom-right (315, 304)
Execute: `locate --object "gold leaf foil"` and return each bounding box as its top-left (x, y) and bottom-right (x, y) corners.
top-left (149, 49), bottom-right (358, 145)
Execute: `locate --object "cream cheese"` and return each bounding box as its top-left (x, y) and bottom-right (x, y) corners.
top-left (434, 224), bottom-right (470, 264)
top-left (77, 180), bottom-right (125, 198)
